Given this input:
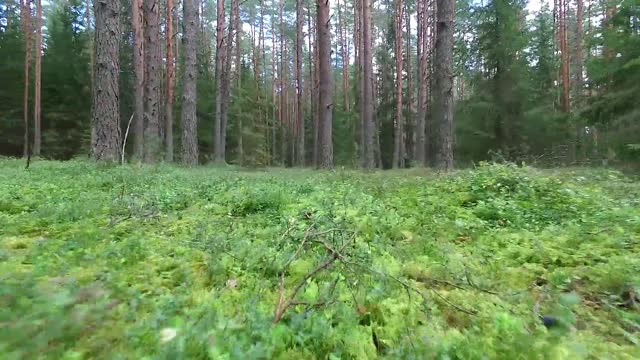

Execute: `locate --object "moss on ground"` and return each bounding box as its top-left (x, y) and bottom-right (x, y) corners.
top-left (0, 159), bottom-right (638, 359)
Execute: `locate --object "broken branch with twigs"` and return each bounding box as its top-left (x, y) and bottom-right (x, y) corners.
top-left (273, 231), bottom-right (356, 324)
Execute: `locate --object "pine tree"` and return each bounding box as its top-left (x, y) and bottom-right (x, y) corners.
top-left (182, 0), bottom-right (199, 165)
top-left (132, 0), bottom-right (144, 159)
top-left (435, 0), bottom-right (455, 169)
top-left (91, 0), bottom-right (121, 161)
top-left (144, 0), bottom-right (162, 162)
top-left (33, 0), bottom-right (42, 155)
top-left (165, 0), bottom-right (175, 162)
top-left (392, 0), bottom-right (404, 168)
top-left (317, 0), bottom-right (333, 168)
top-left (214, 0), bottom-right (226, 163)
top-left (361, 0), bottom-right (375, 168)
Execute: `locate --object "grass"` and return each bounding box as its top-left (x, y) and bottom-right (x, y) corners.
top-left (0, 159), bottom-right (639, 359)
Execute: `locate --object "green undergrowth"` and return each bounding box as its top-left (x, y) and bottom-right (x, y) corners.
top-left (1, 159), bottom-right (639, 359)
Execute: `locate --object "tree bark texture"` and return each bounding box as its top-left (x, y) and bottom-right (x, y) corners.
top-left (361, 0), bottom-right (375, 168)
top-left (181, 0), bottom-right (199, 165)
top-left (414, 0), bottom-right (429, 166)
top-left (317, 0), bottom-right (333, 168)
top-left (132, 0), bottom-right (144, 159)
top-left (34, 0), bottom-right (42, 155)
top-left (21, 0), bottom-right (31, 158)
top-left (296, 0), bottom-right (305, 166)
top-left (214, 0), bottom-right (226, 162)
top-left (392, 0), bottom-right (404, 168)
top-left (165, 0), bottom-right (175, 161)
top-left (435, 0), bottom-right (454, 170)
top-left (91, 0), bottom-right (121, 161)
top-left (144, 0), bottom-right (162, 162)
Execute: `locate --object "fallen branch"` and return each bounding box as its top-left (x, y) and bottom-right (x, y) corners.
top-left (344, 259), bottom-right (477, 316)
top-left (273, 232), bottom-right (356, 323)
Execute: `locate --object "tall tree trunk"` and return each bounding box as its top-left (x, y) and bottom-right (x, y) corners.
top-left (233, 0), bottom-right (243, 163)
top-left (279, 0), bottom-right (286, 165)
top-left (33, 0), bottom-right (42, 156)
top-left (337, 0), bottom-right (349, 112)
top-left (426, 0), bottom-right (435, 164)
top-left (405, 4), bottom-right (414, 162)
top-left (435, 0), bottom-right (454, 170)
top-left (575, 0), bottom-right (584, 98)
top-left (414, 0), bottom-right (426, 166)
top-left (317, 0), bottom-right (333, 168)
top-left (354, 0), bottom-right (362, 163)
top-left (174, 5), bottom-right (179, 73)
top-left (233, 0), bottom-right (241, 87)
top-left (392, 0), bottom-right (404, 168)
top-left (214, 0), bottom-right (226, 162)
top-left (165, 0), bottom-right (175, 162)
top-left (182, 0), bottom-right (199, 165)
top-left (361, 0), bottom-right (375, 168)
top-left (91, 0), bottom-right (121, 161)
top-left (132, 0), bottom-right (144, 159)
top-left (218, 0), bottom-right (237, 163)
top-left (21, 0), bottom-right (31, 158)
top-left (308, 1), bottom-right (319, 167)
top-left (271, 2), bottom-right (277, 164)
top-left (144, 0), bottom-right (162, 162)
top-left (574, 0), bottom-right (584, 161)
top-left (558, 0), bottom-right (570, 113)
top-left (254, 0), bottom-right (265, 82)
top-left (86, 0), bottom-right (94, 102)
top-left (296, 0), bottom-right (305, 166)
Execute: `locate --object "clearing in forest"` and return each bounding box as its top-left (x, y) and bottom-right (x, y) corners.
top-left (0, 160), bottom-right (639, 359)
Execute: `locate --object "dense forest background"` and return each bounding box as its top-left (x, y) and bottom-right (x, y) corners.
top-left (1, 0), bottom-right (639, 168)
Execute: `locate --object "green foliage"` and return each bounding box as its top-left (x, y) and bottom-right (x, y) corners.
top-left (1, 160), bottom-right (639, 358)
top-left (583, 0), bottom-right (640, 163)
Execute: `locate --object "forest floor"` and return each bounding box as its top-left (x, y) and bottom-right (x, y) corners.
top-left (1, 159), bottom-right (639, 359)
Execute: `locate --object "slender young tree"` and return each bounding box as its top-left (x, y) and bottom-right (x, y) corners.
top-left (434, 0), bottom-right (455, 169)
top-left (317, 0), bottom-right (333, 168)
top-left (132, 0), bottom-right (144, 159)
top-left (279, 0), bottom-right (286, 164)
top-left (296, 0), bottom-right (305, 166)
top-left (214, 0), bottom-right (226, 162)
top-left (144, 0), bottom-right (162, 162)
top-left (21, 0), bottom-right (31, 158)
top-left (271, 1), bottom-right (278, 163)
top-left (33, 0), bottom-right (42, 155)
top-left (91, 0), bottom-right (121, 161)
top-left (182, 0), bottom-right (199, 165)
top-left (414, 0), bottom-right (426, 166)
top-left (392, 0), bottom-right (404, 168)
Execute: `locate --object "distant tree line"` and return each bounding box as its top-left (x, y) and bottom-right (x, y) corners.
top-left (1, 0), bottom-right (638, 168)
